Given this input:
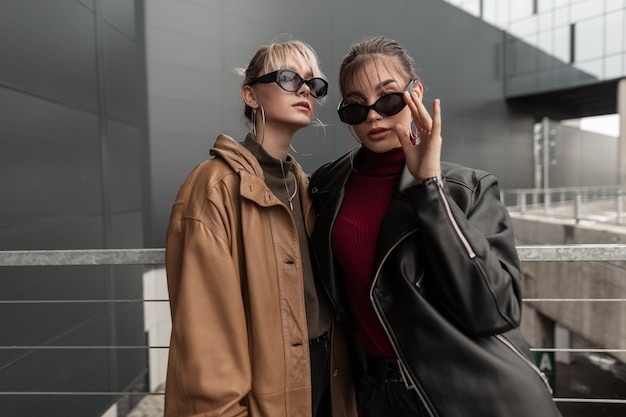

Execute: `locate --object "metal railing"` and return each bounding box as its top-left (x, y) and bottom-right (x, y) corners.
top-left (502, 185), bottom-right (625, 224)
top-left (1, 246), bottom-right (626, 413)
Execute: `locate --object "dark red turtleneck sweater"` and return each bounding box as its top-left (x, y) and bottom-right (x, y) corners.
top-left (331, 146), bottom-right (406, 358)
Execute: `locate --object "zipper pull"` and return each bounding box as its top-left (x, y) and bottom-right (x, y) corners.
top-left (434, 168), bottom-right (443, 188)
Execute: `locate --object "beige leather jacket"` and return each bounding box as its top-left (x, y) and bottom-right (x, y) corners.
top-left (164, 134), bottom-right (356, 417)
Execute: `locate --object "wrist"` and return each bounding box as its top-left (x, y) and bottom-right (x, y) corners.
top-left (419, 168), bottom-right (442, 184)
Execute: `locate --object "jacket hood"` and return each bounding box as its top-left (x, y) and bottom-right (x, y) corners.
top-left (208, 133), bottom-right (313, 229)
top-left (210, 133), bottom-right (264, 179)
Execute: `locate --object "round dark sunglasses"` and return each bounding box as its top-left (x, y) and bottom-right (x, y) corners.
top-left (250, 69), bottom-right (328, 98)
top-left (337, 81), bottom-right (415, 125)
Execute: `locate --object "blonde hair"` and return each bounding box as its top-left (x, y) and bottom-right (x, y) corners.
top-left (240, 39), bottom-right (326, 120)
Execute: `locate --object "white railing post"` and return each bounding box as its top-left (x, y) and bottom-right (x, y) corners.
top-left (617, 191), bottom-right (623, 225)
top-left (575, 192), bottom-right (582, 224)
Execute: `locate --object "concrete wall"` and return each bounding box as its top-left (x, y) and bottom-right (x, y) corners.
top-left (548, 124), bottom-right (619, 187)
top-left (512, 214), bottom-right (626, 363)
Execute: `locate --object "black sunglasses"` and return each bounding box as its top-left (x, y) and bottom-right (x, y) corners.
top-left (337, 81), bottom-right (414, 125)
top-left (250, 69), bottom-right (328, 98)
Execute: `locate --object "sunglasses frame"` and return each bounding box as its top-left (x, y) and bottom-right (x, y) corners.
top-left (250, 69), bottom-right (328, 98)
top-left (337, 80), bottom-right (415, 125)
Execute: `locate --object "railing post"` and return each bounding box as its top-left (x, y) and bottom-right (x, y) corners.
top-left (575, 192), bottom-right (582, 224)
top-left (504, 185), bottom-right (625, 224)
top-left (617, 191), bottom-right (623, 225)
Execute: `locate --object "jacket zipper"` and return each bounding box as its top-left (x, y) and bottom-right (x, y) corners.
top-left (370, 229), bottom-right (437, 417)
top-left (433, 170), bottom-right (476, 259)
top-left (495, 334), bottom-right (553, 394)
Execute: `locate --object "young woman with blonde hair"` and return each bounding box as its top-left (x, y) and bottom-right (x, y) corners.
top-left (165, 39), bottom-right (356, 417)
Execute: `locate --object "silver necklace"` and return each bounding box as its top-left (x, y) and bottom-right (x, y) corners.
top-left (280, 160), bottom-right (298, 210)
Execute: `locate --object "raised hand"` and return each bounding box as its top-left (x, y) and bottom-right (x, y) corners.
top-left (395, 90), bottom-right (442, 183)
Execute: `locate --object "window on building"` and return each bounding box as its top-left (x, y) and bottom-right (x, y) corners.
top-left (510, 0), bottom-right (534, 21)
top-left (575, 17), bottom-right (604, 62)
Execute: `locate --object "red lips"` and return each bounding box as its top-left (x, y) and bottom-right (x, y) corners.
top-left (293, 101), bottom-right (311, 111)
top-left (367, 127), bottom-right (389, 141)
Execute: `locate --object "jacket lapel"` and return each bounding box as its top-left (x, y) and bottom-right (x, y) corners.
top-left (373, 166), bottom-right (420, 269)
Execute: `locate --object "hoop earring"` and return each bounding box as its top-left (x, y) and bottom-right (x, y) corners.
top-left (258, 105), bottom-right (266, 145)
top-left (250, 109), bottom-right (257, 138)
top-left (249, 105), bottom-right (265, 144)
top-left (289, 116), bottom-right (327, 157)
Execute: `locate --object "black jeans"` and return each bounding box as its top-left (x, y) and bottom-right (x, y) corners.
top-left (310, 332), bottom-right (331, 417)
top-left (358, 356), bottom-right (426, 417)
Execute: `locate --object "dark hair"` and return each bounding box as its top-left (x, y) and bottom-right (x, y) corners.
top-left (240, 40), bottom-right (325, 121)
top-left (339, 36), bottom-right (419, 98)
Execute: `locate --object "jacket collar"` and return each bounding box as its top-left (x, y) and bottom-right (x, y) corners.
top-left (210, 133), bottom-right (315, 234)
top-left (310, 147), bottom-right (418, 196)
top-left (310, 146), bottom-right (420, 271)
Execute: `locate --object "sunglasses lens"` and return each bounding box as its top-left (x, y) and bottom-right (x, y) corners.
top-left (338, 104), bottom-right (368, 125)
top-left (375, 94), bottom-right (406, 116)
top-left (308, 79), bottom-right (328, 98)
top-left (338, 93), bottom-right (407, 125)
top-left (276, 71), bottom-right (328, 98)
top-left (277, 70), bottom-right (302, 92)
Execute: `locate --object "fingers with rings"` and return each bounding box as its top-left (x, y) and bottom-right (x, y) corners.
top-left (405, 91), bottom-right (433, 133)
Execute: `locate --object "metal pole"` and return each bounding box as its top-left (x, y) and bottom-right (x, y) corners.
top-left (617, 191), bottom-right (623, 225)
top-left (542, 117), bottom-right (550, 215)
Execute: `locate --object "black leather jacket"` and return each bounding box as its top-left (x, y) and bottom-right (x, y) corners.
top-left (309, 149), bottom-right (561, 417)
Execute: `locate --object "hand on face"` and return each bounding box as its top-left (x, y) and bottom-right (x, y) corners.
top-left (395, 90), bottom-right (442, 183)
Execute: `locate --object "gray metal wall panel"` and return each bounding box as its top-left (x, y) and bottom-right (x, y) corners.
top-left (145, 0), bottom-right (548, 244)
top-left (0, 0), bottom-right (99, 111)
top-left (104, 24), bottom-right (142, 124)
top-left (145, 0), bottom-right (621, 246)
top-left (0, 1), bottom-right (149, 415)
top-left (0, 86), bottom-right (103, 225)
top-left (111, 212), bottom-right (145, 248)
top-left (101, 0), bottom-right (136, 39)
top-left (109, 122), bottom-right (143, 212)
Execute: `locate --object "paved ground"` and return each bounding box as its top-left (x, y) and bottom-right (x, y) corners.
top-left (555, 352), bottom-right (626, 417)
top-left (126, 384), bottom-right (164, 417)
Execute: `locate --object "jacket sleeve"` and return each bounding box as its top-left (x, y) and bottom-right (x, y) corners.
top-left (406, 171), bottom-right (522, 337)
top-left (164, 185), bottom-right (251, 417)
